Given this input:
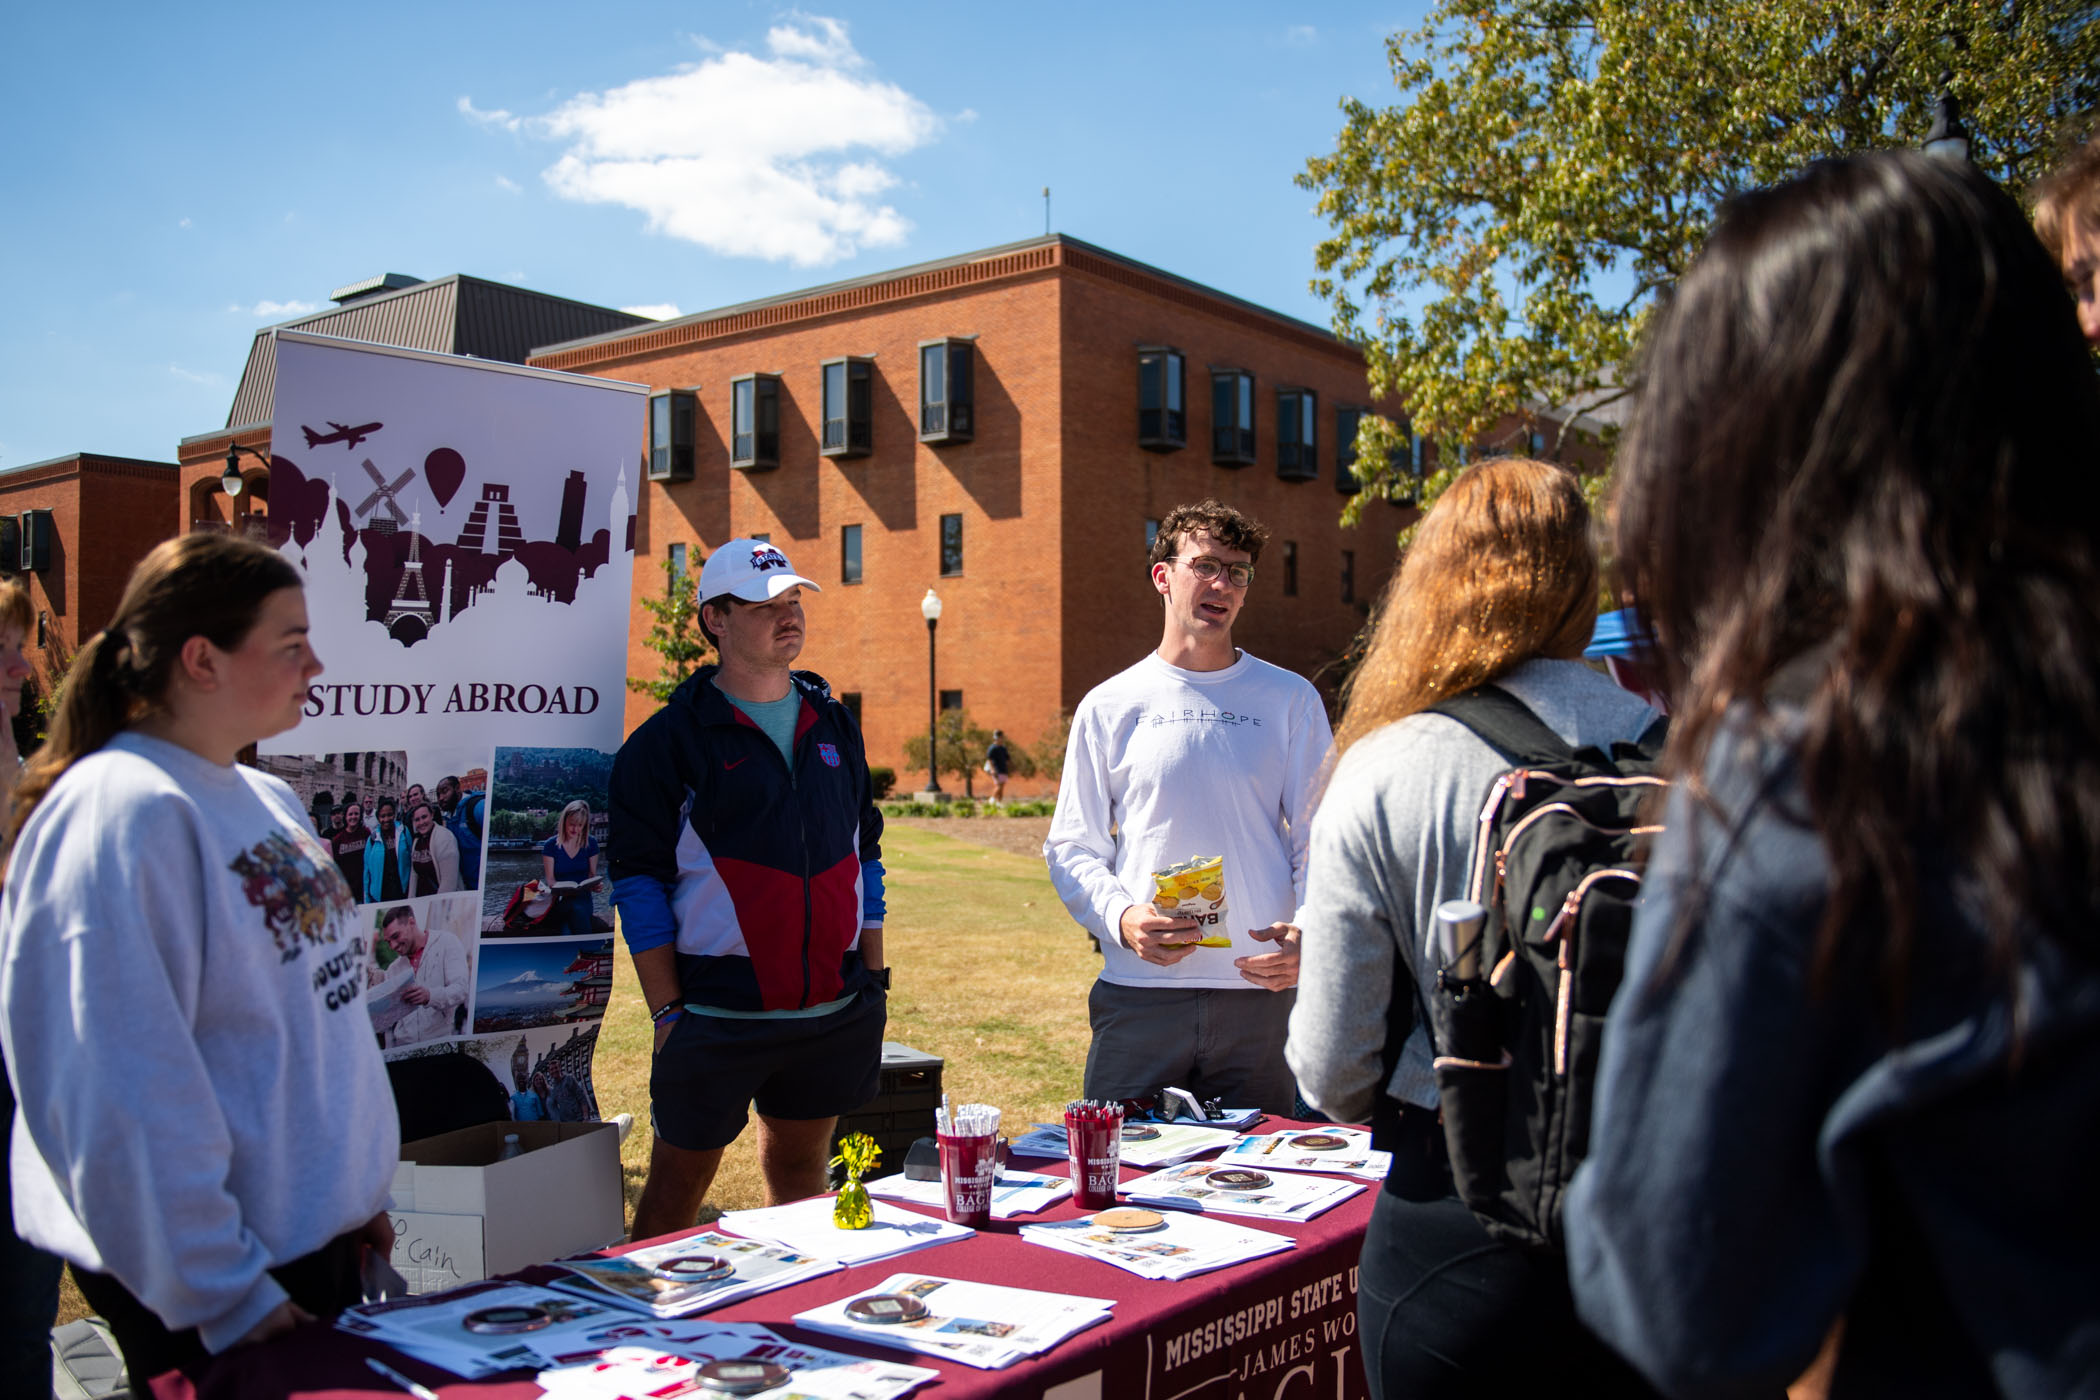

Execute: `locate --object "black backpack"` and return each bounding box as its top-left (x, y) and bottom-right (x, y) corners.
top-left (1419, 685), bottom-right (1669, 1252)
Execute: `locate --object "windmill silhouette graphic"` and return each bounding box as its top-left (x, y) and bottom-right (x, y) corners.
top-left (354, 457), bottom-right (415, 527)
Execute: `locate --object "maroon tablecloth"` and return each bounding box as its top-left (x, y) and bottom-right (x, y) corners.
top-left (151, 1120), bottom-right (1375, 1400)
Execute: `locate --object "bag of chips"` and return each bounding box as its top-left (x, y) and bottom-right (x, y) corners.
top-left (1150, 855), bottom-right (1233, 947)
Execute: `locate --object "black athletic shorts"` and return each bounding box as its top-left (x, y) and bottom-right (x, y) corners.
top-left (649, 986), bottom-right (886, 1152)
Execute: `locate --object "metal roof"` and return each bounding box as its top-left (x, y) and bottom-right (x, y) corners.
top-left (222, 276), bottom-right (651, 429)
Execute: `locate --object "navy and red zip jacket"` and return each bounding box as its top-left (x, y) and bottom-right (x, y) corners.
top-left (608, 666), bottom-right (885, 1012)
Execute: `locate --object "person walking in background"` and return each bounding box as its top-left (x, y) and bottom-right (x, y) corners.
top-left (1564, 151), bottom-right (2100, 1397)
top-left (329, 800), bottom-right (368, 899)
top-left (611, 539), bottom-right (887, 1239)
top-left (0, 579), bottom-right (61, 1399)
top-left (2034, 134), bottom-right (2099, 345)
top-left (408, 800), bottom-right (460, 895)
top-left (541, 799), bottom-right (599, 936)
top-left (0, 535), bottom-right (396, 1394)
top-left (983, 729), bottom-right (1010, 803)
top-left (1285, 460), bottom-right (1659, 1400)
top-left (1047, 500), bottom-right (1330, 1117)
top-left (363, 796), bottom-right (411, 904)
top-left (436, 774), bottom-right (483, 891)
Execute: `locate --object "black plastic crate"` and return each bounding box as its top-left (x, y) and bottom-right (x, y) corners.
top-left (830, 1041), bottom-right (942, 1176)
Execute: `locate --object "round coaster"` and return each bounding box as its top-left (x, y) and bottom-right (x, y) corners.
top-left (696, 1359), bottom-right (793, 1394)
top-left (1205, 1168), bottom-right (1273, 1191)
top-left (1119, 1124), bottom-right (1161, 1141)
top-left (1289, 1133), bottom-right (1349, 1152)
top-left (1090, 1207), bottom-right (1167, 1233)
top-left (652, 1254), bottom-right (736, 1283)
top-left (463, 1304), bottom-right (553, 1334)
top-left (845, 1293), bottom-right (931, 1324)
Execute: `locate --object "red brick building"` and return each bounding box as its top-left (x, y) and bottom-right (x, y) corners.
top-left (531, 236), bottom-right (1410, 792)
top-left (0, 453), bottom-right (180, 679)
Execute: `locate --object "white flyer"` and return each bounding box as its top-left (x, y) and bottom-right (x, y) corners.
top-left (1214, 1127), bottom-right (1392, 1181)
top-left (864, 1169), bottom-right (1074, 1219)
top-left (533, 1322), bottom-right (939, 1400)
top-left (791, 1273), bottom-right (1113, 1370)
top-left (1119, 1161), bottom-right (1365, 1220)
top-left (1008, 1121), bottom-right (1242, 1167)
top-left (718, 1196), bottom-right (973, 1267)
top-left (549, 1232), bottom-right (839, 1317)
top-left (1019, 1210), bottom-right (1295, 1280)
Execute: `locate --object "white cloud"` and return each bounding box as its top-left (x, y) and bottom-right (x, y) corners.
top-left (469, 15), bottom-right (938, 266)
top-left (494, 174), bottom-right (522, 193)
top-left (458, 95), bottom-right (520, 131)
top-left (178, 217), bottom-right (192, 229)
top-left (169, 364), bottom-right (222, 386)
top-left (1286, 24), bottom-right (1318, 45)
top-left (233, 299), bottom-right (320, 317)
top-left (620, 303), bottom-right (684, 320)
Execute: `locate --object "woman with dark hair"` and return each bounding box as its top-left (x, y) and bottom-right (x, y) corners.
top-left (330, 798), bottom-right (368, 895)
top-left (1286, 457), bottom-right (1661, 1399)
top-left (0, 535), bottom-right (398, 1395)
top-left (1565, 151), bottom-right (2100, 1397)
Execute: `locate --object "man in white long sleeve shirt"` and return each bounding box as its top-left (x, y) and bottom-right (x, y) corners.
top-left (1045, 500), bottom-right (1332, 1115)
top-left (378, 904), bottom-right (469, 1047)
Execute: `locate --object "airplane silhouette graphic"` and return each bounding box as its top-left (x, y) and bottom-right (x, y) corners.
top-left (354, 457), bottom-right (415, 525)
top-left (302, 420), bottom-right (383, 450)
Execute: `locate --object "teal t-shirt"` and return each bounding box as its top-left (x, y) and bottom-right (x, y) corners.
top-left (716, 681), bottom-right (800, 769)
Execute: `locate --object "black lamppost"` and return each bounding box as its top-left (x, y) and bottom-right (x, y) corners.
top-left (920, 588), bottom-right (943, 796)
top-left (1923, 87), bottom-right (1971, 166)
top-left (223, 441), bottom-right (270, 497)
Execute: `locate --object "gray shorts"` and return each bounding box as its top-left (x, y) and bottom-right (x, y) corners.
top-left (1083, 979), bottom-right (1298, 1116)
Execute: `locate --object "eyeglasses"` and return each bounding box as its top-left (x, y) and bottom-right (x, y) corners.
top-left (1170, 556), bottom-right (1254, 588)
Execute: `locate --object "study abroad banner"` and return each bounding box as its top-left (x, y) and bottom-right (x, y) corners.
top-left (257, 330), bottom-right (645, 1125)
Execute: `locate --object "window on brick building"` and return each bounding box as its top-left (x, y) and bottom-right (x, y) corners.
top-left (1282, 540), bottom-right (1299, 597)
top-left (940, 689), bottom-right (963, 711)
top-left (822, 357), bottom-right (874, 458)
top-left (1211, 370), bottom-right (1255, 466)
top-left (1341, 549), bottom-right (1357, 605)
top-left (1277, 388), bottom-right (1317, 480)
top-left (1335, 406), bottom-right (1366, 493)
top-left (751, 532), bottom-right (771, 544)
top-left (841, 692), bottom-right (863, 723)
top-left (1392, 414), bottom-right (1428, 502)
top-left (730, 373), bottom-right (780, 470)
top-left (667, 542), bottom-right (687, 592)
top-left (1145, 519), bottom-right (1160, 555)
top-left (1529, 428), bottom-right (1549, 458)
top-left (841, 524), bottom-right (863, 584)
top-left (648, 389), bottom-right (696, 481)
top-left (940, 513), bottom-right (964, 576)
top-left (920, 339), bottom-right (975, 443)
top-left (1138, 346), bottom-right (1185, 450)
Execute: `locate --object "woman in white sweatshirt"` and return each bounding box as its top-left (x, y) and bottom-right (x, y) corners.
top-left (0, 534), bottom-right (399, 1395)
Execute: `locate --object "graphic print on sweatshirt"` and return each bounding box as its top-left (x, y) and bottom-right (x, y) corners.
top-left (229, 830), bottom-right (359, 965)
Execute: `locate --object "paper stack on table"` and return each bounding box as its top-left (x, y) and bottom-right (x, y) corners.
top-left (1019, 1211), bottom-right (1295, 1280)
top-left (1008, 1120), bottom-right (1243, 1167)
top-left (792, 1273), bottom-right (1114, 1370)
top-left (719, 1196), bottom-right (973, 1266)
top-left (549, 1232), bottom-right (840, 1318)
top-left (1214, 1127), bottom-right (1393, 1181)
top-left (337, 1282), bottom-right (640, 1378)
top-left (534, 1321), bottom-right (939, 1400)
top-left (865, 1168), bottom-right (1073, 1218)
top-left (1119, 1162), bottom-right (1366, 1221)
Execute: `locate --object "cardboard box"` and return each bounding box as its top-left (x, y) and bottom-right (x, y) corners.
top-left (387, 1120), bottom-right (623, 1294)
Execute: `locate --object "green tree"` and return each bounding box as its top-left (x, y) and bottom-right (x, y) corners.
top-left (627, 553), bottom-right (714, 704)
top-left (902, 708), bottom-right (993, 794)
top-left (1304, 1), bottom-right (2098, 529)
top-left (1027, 710), bottom-right (1071, 786)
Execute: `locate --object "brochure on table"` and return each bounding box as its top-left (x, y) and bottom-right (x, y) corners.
top-left (1008, 1121), bottom-right (1243, 1167)
top-left (1216, 1127), bottom-right (1393, 1181)
top-left (534, 1322), bottom-right (939, 1400)
top-left (1120, 1162), bottom-right (1366, 1220)
top-left (551, 1233), bottom-right (839, 1317)
top-left (866, 1169), bottom-right (1073, 1219)
top-left (793, 1273), bottom-right (1115, 1371)
top-left (1019, 1211), bottom-right (1295, 1280)
top-left (718, 1197), bottom-right (972, 1266)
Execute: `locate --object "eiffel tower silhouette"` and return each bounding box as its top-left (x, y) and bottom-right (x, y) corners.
top-left (384, 514), bottom-right (435, 645)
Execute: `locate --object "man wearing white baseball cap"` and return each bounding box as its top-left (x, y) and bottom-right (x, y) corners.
top-left (610, 539), bottom-right (888, 1238)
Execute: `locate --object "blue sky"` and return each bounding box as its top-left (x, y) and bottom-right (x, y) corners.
top-left (0, 2), bottom-right (1431, 471)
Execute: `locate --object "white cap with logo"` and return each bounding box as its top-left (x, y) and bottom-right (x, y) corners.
top-left (698, 538), bottom-right (823, 606)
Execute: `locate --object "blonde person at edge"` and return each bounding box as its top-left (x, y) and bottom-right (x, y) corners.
top-left (0, 536), bottom-right (396, 1396)
top-left (543, 798), bottom-right (600, 938)
top-left (1046, 499), bottom-right (1331, 1116)
top-left (2033, 134), bottom-right (2100, 346)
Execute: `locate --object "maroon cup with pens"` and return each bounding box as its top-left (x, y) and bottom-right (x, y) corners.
top-left (935, 1100), bottom-right (1001, 1227)
top-left (1064, 1099), bottom-right (1125, 1211)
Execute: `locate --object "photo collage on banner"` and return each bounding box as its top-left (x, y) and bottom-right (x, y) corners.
top-left (259, 331), bottom-right (645, 1128)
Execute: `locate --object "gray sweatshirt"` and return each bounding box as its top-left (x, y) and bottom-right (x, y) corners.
top-left (1, 733), bottom-right (398, 1353)
top-left (1286, 659), bottom-right (1659, 1121)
